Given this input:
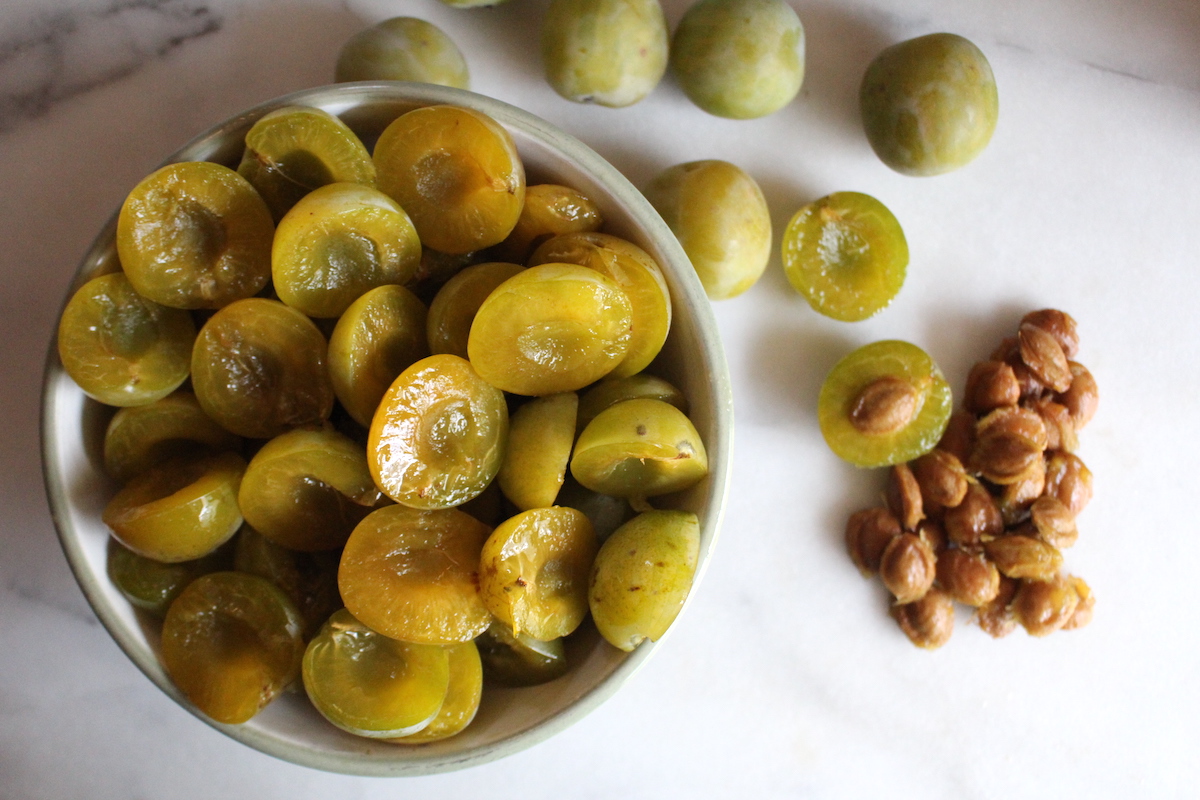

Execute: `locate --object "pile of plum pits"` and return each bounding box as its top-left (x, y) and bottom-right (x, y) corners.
top-left (845, 309), bottom-right (1099, 649)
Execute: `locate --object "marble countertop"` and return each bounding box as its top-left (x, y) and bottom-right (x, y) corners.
top-left (4, 0), bottom-right (1198, 796)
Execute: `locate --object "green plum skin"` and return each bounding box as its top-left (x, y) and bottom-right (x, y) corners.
top-left (329, 283), bottom-right (430, 428)
top-left (106, 538), bottom-right (227, 617)
top-left (476, 620), bottom-right (569, 687)
top-left (542, 0), bottom-right (669, 108)
top-left (645, 160), bottom-right (772, 300)
top-left (860, 33), bottom-right (999, 176)
top-left (589, 510), bottom-right (700, 651)
top-left (670, 0), bottom-right (805, 120)
top-left (336, 17), bottom-right (469, 89)
top-left (570, 398), bottom-right (708, 500)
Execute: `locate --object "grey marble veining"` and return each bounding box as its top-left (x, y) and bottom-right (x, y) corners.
top-left (4, 0), bottom-right (1200, 797)
top-left (0, 0), bottom-right (1196, 144)
top-left (0, 0), bottom-right (222, 133)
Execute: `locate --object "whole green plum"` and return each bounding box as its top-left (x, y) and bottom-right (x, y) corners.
top-left (541, 0), bottom-right (668, 108)
top-left (336, 17), bottom-right (469, 89)
top-left (860, 33), bottom-right (998, 176)
top-left (644, 159), bottom-right (772, 299)
top-left (670, 0), bottom-right (805, 119)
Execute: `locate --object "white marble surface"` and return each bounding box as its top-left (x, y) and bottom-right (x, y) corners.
top-left (3, 0), bottom-right (1199, 796)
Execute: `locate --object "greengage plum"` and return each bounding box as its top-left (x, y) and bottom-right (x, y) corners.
top-left (467, 263), bottom-right (633, 395)
top-left (589, 510), bottom-right (699, 651)
top-left (782, 191), bottom-right (908, 322)
top-left (336, 17), bottom-right (469, 89)
top-left (328, 284), bottom-right (430, 427)
top-left (529, 232), bottom-right (670, 378)
top-left (541, 0), bottom-right (668, 107)
top-left (57, 273), bottom-right (195, 407)
top-left (106, 537), bottom-right (229, 617)
top-left (479, 507), bottom-right (598, 641)
top-left (497, 392), bottom-right (578, 511)
top-left (818, 340), bottom-right (952, 467)
top-left (494, 184), bottom-right (603, 264)
top-left (374, 105), bottom-right (524, 254)
top-left (644, 160), bottom-right (771, 299)
top-left (238, 428), bottom-right (383, 552)
top-left (191, 298), bottom-right (335, 439)
top-left (237, 106), bottom-right (375, 221)
top-left (160, 571), bottom-right (304, 724)
top-left (103, 392), bottom-right (240, 483)
top-left (388, 641), bottom-right (482, 743)
top-left (117, 161), bottom-right (274, 308)
top-left (272, 182), bottom-right (421, 319)
top-left (338, 504), bottom-right (493, 644)
top-left (860, 33), bottom-right (999, 176)
top-left (302, 608), bottom-right (451, 738)
top-left (368, 354), bottom-right (507, 510)
top-left (570, 398), bottom-right (708, 502)
top-left (670, 0), bottom-right (805, 119)
top-left (102, 452), bottom-right (246, 563)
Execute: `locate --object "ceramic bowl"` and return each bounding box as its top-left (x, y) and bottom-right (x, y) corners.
top-left (41, 82), bottom-right (732, 776)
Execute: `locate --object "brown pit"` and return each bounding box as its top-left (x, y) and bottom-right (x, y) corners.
top-left (1045, 451), bottom-right (1093, 516)
top-left (1062, 575), bottom-right (1095, 631)
top-left (989, 336), bottom-right (1019, 363)
top-left (849, 375), bottom-right (918, 435)
top-left (879, 532), bottom-right (936, 604)
top-left (890, 587), bottom-right (954, 650)
top-left (1013, 573), bottom-right (1080, 637)
top-left (997, 456), bottom-right (1046, 526)
top-left (976, 406), bottom-right (1049, 451)
top-left (943, 481), bottom-right (1003, 548)
top-left (1030, 495), bottom-right (1078, 549)
top-left (936, 410), bottom-right (976, 465)
top-left (1018, 322), bottom-right (1072, 393)
top-left (970, 406), bottom-right (1048, 484)
top-left (1021, 309), bottom-right (1080, 360)
top-left (916, 518), bottom-right (948, 555)
top-left (910, 449), bottom-right (968, 510)
top-left (983, 535), bottom-right (1064, 581)
top-left (845, 507), bottom-right (902, 576)
top-left (970, 435), bottom-right (1043, 485)
top-left (993, 337), bottom-right (1047, 399)
top-left (1010, 361), bottom-right (1047, 401)
top-left (935, 548), bottom-right (1001, 607)
top-left (886, 463), bottom-right (924, 531)
top-left (976, 575), bottom-right (1019, 638)
top-left (1058, 361), bottom-right (1098, 430)
top-left (963, 360), bottom-right (1020, 414)
top-left (1025, 396), bottom-right (1078, 453)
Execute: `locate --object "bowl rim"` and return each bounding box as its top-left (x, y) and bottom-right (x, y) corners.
top-left (41, 81), bottom-right (734, 776)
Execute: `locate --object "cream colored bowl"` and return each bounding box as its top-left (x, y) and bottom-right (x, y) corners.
top-left (41, 82), bottom-right (732, 776)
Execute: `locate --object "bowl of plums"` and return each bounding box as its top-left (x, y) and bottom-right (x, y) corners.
top-left (41, 81), bottom-right (732, 775)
